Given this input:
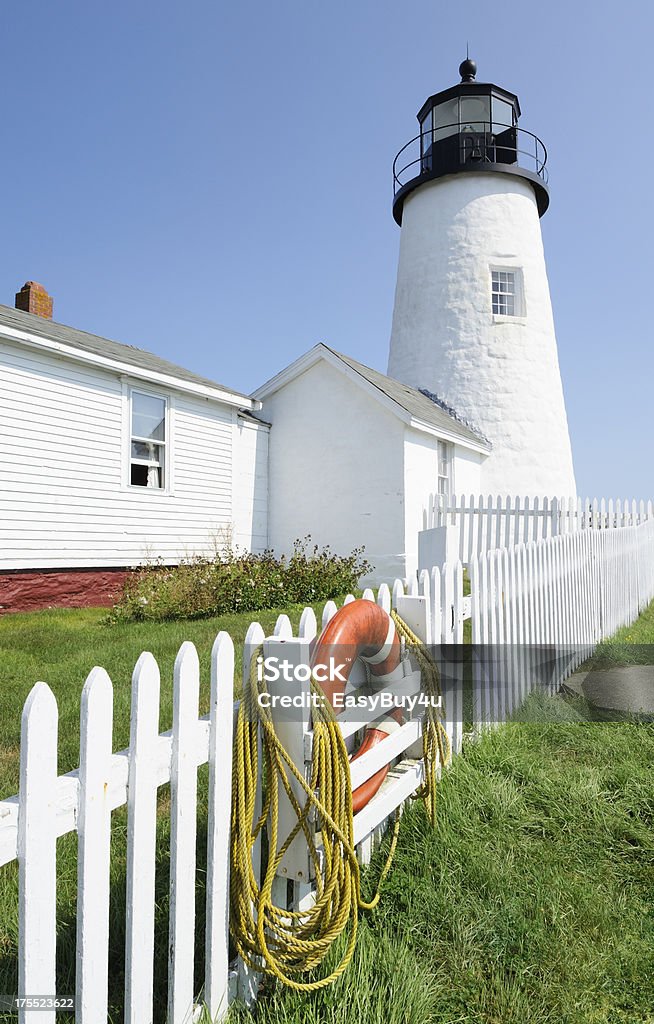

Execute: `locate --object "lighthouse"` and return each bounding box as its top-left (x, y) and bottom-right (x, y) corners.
top-left (387, 59), bottom-right (576, 497)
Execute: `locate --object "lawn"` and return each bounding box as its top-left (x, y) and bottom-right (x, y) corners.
top-left (582, 599), bottom-right (654, 670)
top-left (230, 698), bottom-right (654, 1024)
top-left (0, 600), bottom-right (332, 801)
top-left (0, 599), bottom-right (339, 1023)
top-left (0, 602), bottom-right (653, 1023)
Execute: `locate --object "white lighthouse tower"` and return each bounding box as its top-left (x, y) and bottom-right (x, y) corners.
top-left (387, 59), bottom-right (576, 497)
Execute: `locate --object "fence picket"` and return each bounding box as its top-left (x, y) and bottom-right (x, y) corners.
top-left (377, 583), bottom-right (391, 612)
top-left (431, 566), bottom-right (442, 644)
top-left (522, 495), bottom-right (532, 545)
top-left (469, 556), bottom-right (483, 728)
top-left (124, 653), bottom-right (161, 1024)
top-left (477, 494), bottom-right (487, 560)
top-left (234, 625), bottom-right (264, 1006)
top-left (205, 632), bottom-right (237, 1020)
top-left (321, 600), bottom-right (338, 627)
top-left (18, 683), bottom-right (58, 1024)
top-left (452, 561), bottom-right (464, 753)
top-left (274, 614), bottom-right (293, 638)
top-left (391, 579), bottom-right (405, 609)
top-left (507, 547), bottom-right (519, 715)
top-left (76, 668), bottom-right (113, 1024)
top-left (299, 607), bottom-right (318, 640)
top-left (168, 643), bottom-right (201, 1024)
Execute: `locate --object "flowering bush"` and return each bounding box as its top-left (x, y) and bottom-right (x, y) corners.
top-left (107, 538), bottom-right (372, 623)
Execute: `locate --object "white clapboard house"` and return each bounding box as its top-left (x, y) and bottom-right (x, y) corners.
top-left (0, 287), bottom-right (269, 610)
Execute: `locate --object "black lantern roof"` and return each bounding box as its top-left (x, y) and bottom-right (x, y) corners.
top-left (416, 64), bottom-right (521, 125)
top-left (392, 60), bottom-right (549, 225)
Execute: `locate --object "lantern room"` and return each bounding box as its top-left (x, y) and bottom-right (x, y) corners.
top-left (392, 59), bottom-right (549, 224)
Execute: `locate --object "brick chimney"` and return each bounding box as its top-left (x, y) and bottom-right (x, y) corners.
top-left (15, 281), bottom-right (53, 319)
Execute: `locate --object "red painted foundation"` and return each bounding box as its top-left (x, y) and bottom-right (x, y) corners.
top-left (0, 569), bottom-right (134, 614)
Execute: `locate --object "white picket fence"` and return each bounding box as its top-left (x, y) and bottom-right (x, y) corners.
top-left (395, 516), bottom-right (654, 738)
top-left (424, 494), bottom-right (654, 565)
top-left (2, 517), bottom-right (654, 1023)
top-left (466, 517), bottom-right (654, 728)
top-left (1, 638), bottom-right (236, 1024)
top-left (0, 588), bottom-right (439, 1024)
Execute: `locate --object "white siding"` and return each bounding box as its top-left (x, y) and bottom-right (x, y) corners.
top-left (452, 445), bottom-right (484, 497)
top-left (403, 429), bottom-right (483, 579)
top-left (0, 338), bottom-right (263, 569)
top-left (403, 429), bottom-right (438, 581)
top-left (232, 417), bottom-right (269, 552)
top-left (261, 360), bottom-right (406, 584)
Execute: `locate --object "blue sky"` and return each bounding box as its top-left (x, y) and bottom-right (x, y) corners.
top-left (1, 0), bottom-right (651, 497)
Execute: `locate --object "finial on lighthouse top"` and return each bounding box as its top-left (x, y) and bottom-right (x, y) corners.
top-left (459, 57), bottom-right (477, 82)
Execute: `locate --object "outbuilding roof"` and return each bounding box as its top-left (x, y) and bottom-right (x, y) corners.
top-left (326, 346), bottom-right (490, 447)
top-left (0, 303), bottom-right (256, 409)
top-left (253, 342), bottom-right (490, 451)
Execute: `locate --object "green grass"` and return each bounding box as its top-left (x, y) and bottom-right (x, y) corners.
top-left (1, 601), bottom-right (654, 1022)
top-left (230, 699), bottom-right (654, 1024)
top-left (581, 600), bottom-right (654, 671)
top-left (0, 599), bottom-right (342, 1023)
top-left (0, 601), bottom-right (334, 801)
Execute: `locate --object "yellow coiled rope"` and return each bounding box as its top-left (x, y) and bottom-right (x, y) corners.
top-left (229, 612), bottom-right (451, 991)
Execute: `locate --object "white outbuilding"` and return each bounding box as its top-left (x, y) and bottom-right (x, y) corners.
top-left (254, 343), bottom-right (488, 583)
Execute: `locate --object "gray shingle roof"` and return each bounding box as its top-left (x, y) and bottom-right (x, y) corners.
top-left (0, 303), bottom-right (252, 403)
top-left (323, 345), bottom-right (490, 447)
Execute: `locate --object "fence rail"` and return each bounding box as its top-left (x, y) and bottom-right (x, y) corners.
top-left (2, 515), bottom-right (654, 1021)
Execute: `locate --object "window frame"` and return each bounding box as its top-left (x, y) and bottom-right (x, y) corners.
top-left (437, 439), bottom-right (452, 497)
top-left (127, 386), bottom-right (170, 492)
top-left (490, 266), bottom-right (525, 321)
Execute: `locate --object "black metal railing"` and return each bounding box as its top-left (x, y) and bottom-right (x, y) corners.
top-left (392, 123), bottom-right (548, 195)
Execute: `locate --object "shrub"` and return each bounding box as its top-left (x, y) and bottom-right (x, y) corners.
top-left (107, 537), bottom-right (372, 623)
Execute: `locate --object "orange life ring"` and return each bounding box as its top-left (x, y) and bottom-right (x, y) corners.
top-left (310, 599), bottom-right (403, 813)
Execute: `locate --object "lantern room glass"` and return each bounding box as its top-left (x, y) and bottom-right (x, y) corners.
top-left (459, 94), bottom-right (491, 132)
top-left (420, 108), bottom-right (433, 157)
top-left (425, 91), bottom-right (518, 142)
top-left (491, 95), bottom-right (516, 130)
top-left (432, 97), bottom-right (459, 142)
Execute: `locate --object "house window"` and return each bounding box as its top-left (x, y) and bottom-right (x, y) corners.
top-left (437, 440), bottom-right (451, 496)
top-left (130, 390), bottom-right (167, 488)
top-left (491, 269), bottom-right (517, 316)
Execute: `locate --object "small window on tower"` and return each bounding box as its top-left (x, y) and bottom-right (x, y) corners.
top-left (491, 269), bottom-right (519, 317)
